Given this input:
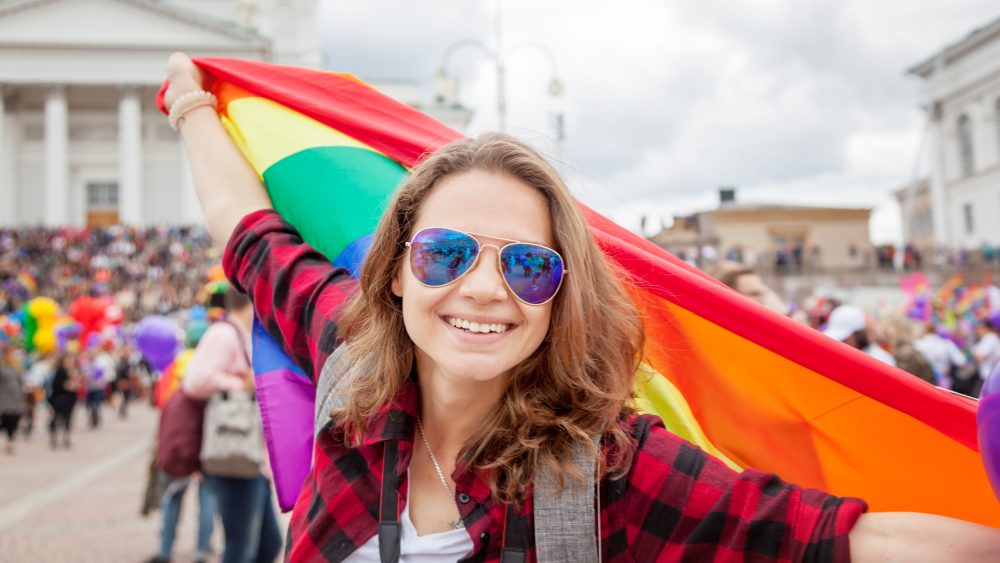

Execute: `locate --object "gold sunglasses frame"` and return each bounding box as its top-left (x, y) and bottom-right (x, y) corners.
top-left (404, 227), bottom-right (569, 306)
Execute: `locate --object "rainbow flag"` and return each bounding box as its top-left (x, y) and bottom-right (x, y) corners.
top-left (16, 272), bottom-right (37, 296)
top-left (160, 58), bottom-right (998, 525)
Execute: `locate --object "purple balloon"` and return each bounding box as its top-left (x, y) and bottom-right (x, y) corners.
top-left (978, 363), bottom-right (1000, 502)
top-left (135, 316), bottom-right (179, 371)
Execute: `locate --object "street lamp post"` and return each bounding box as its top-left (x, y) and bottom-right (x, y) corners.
top-left (436, 39), bottom-right (563, 133)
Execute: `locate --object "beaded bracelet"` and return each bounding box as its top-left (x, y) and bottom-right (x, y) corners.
top-left (168, 90), bottom-right (217, 132)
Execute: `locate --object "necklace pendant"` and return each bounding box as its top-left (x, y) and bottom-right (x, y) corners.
top-left (448, 518), bottom-right (465, 530)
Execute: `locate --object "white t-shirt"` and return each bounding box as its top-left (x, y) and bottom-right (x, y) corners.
top-left (914, 334), bottom-right (967, 378)
top-left (345, 480), bottom-right (473, 562)
top-left (974, 332), bottom-right (1000, 380)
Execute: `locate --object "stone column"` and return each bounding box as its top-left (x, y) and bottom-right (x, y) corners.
top-left (0, 86), bottom-right (8, 226)
top-left (118, 87), bottom-right (143, 225)
top-left (44, 85), bottom-right (69, 226)
top-left (927, 103), bottom-right (950, 248)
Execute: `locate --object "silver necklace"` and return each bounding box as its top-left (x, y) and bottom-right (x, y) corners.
top-left (416, 418), bottom-right (465, 529)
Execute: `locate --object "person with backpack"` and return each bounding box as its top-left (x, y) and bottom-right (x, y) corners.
top-left (46, 353), bottom-right (77, 450)
top-left (181, 287), bottom-right (281, 563)
top-left (164, 53), bottom-right (1000, 562)
top-left (147, 306), bottom-right (218, 563)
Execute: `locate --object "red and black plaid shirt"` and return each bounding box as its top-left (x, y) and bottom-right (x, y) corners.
top-left (224, 210), bottom-right (867, 562)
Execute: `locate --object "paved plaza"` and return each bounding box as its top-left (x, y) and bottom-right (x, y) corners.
top-left (0, 400), bottom-right (287, 563)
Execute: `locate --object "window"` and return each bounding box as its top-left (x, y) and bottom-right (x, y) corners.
top-left (963, 202), bottom-right (974, 235)
top-left (958, 114), bottom-right (975, 177)
top-left (87, 182), bottom-right (118, 210)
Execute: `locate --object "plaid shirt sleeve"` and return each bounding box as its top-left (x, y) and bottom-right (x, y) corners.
top-left (609, 414), bottom-right (867, 562)
top-left (222, 209), bottom-right (357, 383)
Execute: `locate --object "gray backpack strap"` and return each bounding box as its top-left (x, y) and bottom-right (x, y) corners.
top-left (533, 437), bottom-right (601, 563)
top-left (314, 345), bottom-right (368, 438)
top-left (315, 348), bottom-right (601, 561)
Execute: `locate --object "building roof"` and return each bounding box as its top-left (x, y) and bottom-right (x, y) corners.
top-left (908, 13), bottom-right (1000, 77)
top-left (0, 0), bottom-right (266, 44)
top-left (709, 203), bottom-right (870, 213)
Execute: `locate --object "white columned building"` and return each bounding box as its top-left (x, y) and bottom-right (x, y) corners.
top-left (0, 0), bottom-right (472, 227)
top-left (908, 15), bottom-right (1000, 249)
top-left (0, 0), bottom-right (313, 227)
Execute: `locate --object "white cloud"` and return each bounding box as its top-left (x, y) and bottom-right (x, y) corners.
top-left (317, 0), bottom-right (1000, 243)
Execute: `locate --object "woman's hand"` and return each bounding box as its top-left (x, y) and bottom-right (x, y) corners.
top-left (164, 52), bottom-right (210, 110)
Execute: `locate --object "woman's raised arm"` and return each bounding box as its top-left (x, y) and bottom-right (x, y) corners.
top-left (163, 52), bottom-right (272, 246)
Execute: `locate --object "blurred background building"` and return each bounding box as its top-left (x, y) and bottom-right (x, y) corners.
top-left (650, 187), bottom-right (872, 273)
top-left (908, 14), bottom-right (1000, 251)
top-left (0, 0), bottom-right (469, 228)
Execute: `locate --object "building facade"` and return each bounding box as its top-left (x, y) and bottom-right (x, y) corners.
top-left (893, 178), bottom-right (934, 254)
top-left (650, 190), bottom-right (871, 272)
top-left (909, 15), bottom-right (1000, 250)
top-left (0, 0), bottom-right (470, 227)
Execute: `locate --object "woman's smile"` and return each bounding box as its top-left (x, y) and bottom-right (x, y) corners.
top-left (440, 314), bottom-right (517, 345)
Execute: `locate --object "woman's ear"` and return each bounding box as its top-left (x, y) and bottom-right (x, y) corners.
top-left (391, 270), bottom-right (403, 298)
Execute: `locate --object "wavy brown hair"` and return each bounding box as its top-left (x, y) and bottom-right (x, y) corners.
top-left (335, 133), bottom-right (644, 503)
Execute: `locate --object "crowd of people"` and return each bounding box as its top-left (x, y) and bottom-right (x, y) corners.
top-left (0, 223), bottom-right (222, 448)
top-left (715, 262), bottom-right (1000, 396)
top-left (0, 223), bottom-right (232, 561)
top-left (0, 222), bottom-right (998, 560)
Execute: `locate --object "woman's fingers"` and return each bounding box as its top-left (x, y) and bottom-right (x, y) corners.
top-left (164, 52), bottom-right (210, 109)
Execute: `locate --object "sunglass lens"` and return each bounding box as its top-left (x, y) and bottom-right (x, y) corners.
top-left (501, 244), bottom-right (564, 305)
top-left (410, 228), bottom-right (479, 286)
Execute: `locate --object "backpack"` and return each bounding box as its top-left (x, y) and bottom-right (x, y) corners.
top-left (157, 388), bottom-right (207, 477)
top-left (314, 346), bottom-right (652, 562)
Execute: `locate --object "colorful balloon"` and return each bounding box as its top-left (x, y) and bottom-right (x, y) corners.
top-left (33, 328), bottom-right (56, 354)
top-left (25, 297), bottom-right (59, 354)
top-left (135, 316), bottom-right (180, 372)
top-left (978, 364), bottom-right (1000, 502)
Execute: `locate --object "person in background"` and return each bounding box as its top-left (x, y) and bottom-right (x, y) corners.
top-left (47, 353), bottom-right (78, 449)
top-left (715, 262), bottom-right (788, 314)
top-left (182, 288), bottom-right (280, 563)
top-left (83, 346), bottom-right (114, 429)
top-left (914, 323), bottom-right (968, 388)
top-left (0, 337), bottom-right (24, 454)
top-left (823, 305), bottom-right (897, 366)
top-left (880, 314), bottom-right (935, 385)
top-left (147, 474), bottom-right (217, 563)
top-left (973, 318), bottom-right (1000, 395)
top-left (114, 343), bottom-right (136, 419)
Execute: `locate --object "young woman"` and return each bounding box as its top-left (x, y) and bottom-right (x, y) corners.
top-left (164, 52), bottom-right (1000, 562)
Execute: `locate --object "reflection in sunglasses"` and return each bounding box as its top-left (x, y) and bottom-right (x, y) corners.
top-left (406, 228), bottom-right (567, 305)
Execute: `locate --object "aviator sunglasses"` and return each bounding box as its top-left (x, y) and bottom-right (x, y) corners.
top-left (404, 227), bottom-right (568, 305)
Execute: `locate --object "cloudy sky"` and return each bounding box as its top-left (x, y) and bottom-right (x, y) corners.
top-left (316, 0), bottom-right (1000, 243)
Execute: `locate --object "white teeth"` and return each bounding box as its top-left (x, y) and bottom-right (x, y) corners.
top-left (446, 317), bottom-right (510, 334)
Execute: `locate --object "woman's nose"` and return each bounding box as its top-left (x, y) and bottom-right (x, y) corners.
top-left (458, 246), bottom-right (508, 303)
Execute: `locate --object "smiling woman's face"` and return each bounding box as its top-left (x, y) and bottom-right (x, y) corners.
top-left (392, 169), bottom-right (555, 387)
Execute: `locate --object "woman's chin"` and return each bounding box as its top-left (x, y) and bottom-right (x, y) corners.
top-left (436, 359), bottom-right (511, 386)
